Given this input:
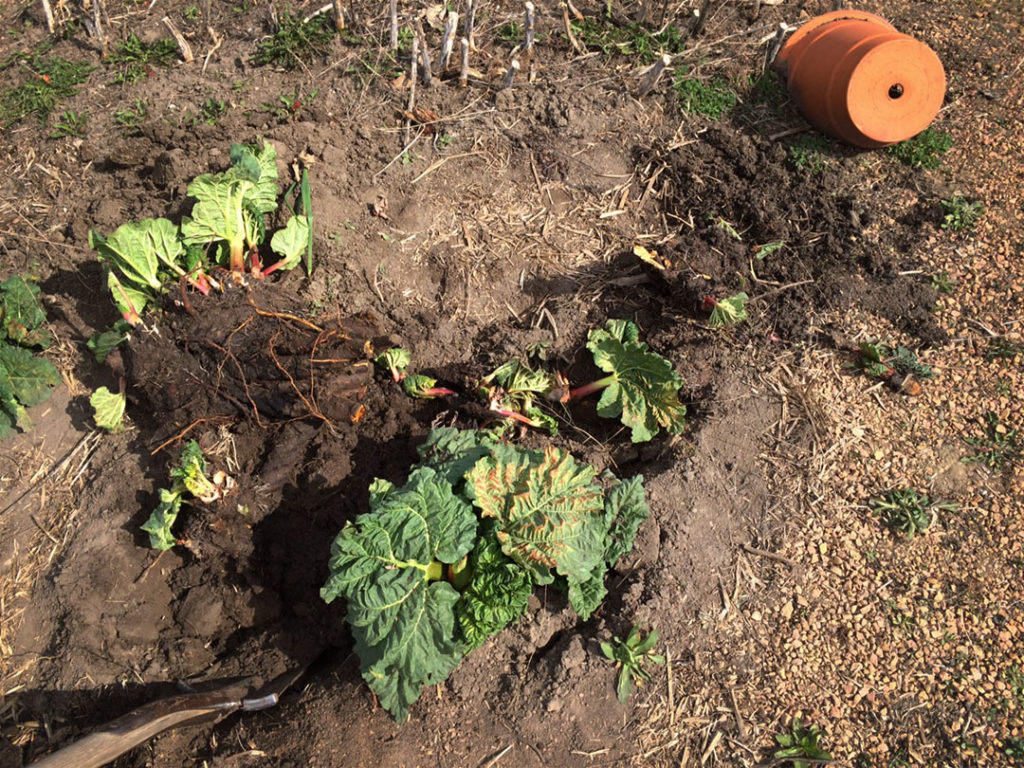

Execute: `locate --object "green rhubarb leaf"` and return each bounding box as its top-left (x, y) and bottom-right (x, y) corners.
top-left (181, 176), bottom-right (262, 262)
top-left (90, 386), bottom-right (126, 433)
top-left (170, 440), bottom-right (219, 502)
top-left (0, 343), bottom-right (60, 409)
top-left (372, 347), bottom-right (411, 379)
top-left (141, 488), bottom-right (182, 550)
top-left (228, 140), bottom-right (279, 214)
top-left (402, 374), bottom-right (446, 399)
top-left (105, 271), bottom-right (150, 326)
top-left (707, 292), bottom-right (748, 328)
top-left (481, 359), bottom-right (558, 435)
top-left (87, 320), bottom-right (130, 363)
top-left (466, 444), bottom-right (605, 585)
top-left (568, 574), bottom-right (607, 621)
top-left (321, 466), bottom-right (477, 721)
top-left (457, 519), bottom-right (533, 651)
top-left (92, 219), bottom-right (185, 290)
top-left (416, 427), bottom-right (501, 487)
top-left (0, 276), bottom-right (51, 348)
top-left (0, 376), bottom-right (29, 436)
top-left (268, 215), bottom-right (311, 272)
top-left (602, 475), bottom-right (650, 568)
top-left (586, 319), bottom-right (686, 443)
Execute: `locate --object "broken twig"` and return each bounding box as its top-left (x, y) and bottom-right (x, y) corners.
top-left (503, 59), bottom-right (520, 90)
top-left (162, 16), bottom-right (194, 63)
top-left (440, 11), bottom-right (459, 70)
top-left (638, 53), bottom-right (671, 97)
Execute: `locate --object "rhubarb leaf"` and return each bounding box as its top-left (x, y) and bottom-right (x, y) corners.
top-left (321, 467), bottom-right (477, 721)
top-left (268, 215), bottom-right (311, 272)
top-left (87, 321), bottom-right (130, 363)
top-left (707, 292), bottom-right (748, 328)
top-left (417, 426), bottom-right (500, 487)
top-left (466, 444), bottom-right (605, 585)
top-left (181, 176), bottom-right (262, 263)
top-left (373, 347), bottom-right (411, 381)
top-left (91, 219), bottom-right (184, 291)
top-left (0, 276), bottom-right (51, 349)
top-left (105, 271), bottom-right (150, 325)
top-left (0, 343), bottom-right (60, 410)
top-left (402, 374), bottom-right (450, 399)
top-left (457, 519), bottom-right (532, 651)
top-left (481, 359), bottom-right (558, 435)
top-left (586, 319), bottom-right (686, 443)
top-left (228, 140), bottom-right (279, 214)
top-left (90, 386), bottom-right (126, 433)
top-left (170, 440), bottom-right (220, 503)
top-left (141, 488), bottom-right (182, 550)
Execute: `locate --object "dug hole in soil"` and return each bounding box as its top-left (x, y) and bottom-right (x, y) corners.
top-left (0, 0), bottom-right (959, 765)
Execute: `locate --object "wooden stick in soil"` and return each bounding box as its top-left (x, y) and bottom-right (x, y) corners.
top-left (459, 37), bottom-right (469, 86)
top-left (161, 16), bottom-right (194, 63)
top-left (408, 36), bottom-right (419, 106)
top-left (41, 0), bottom-right (55, 34)
top-left (637, 53), bottom-right (671, 97)
top-left (415, 19), bottom-right (433, 86)
top-left (332, 0), bottom-right (345, 30)
top-left (524, 2), bottom-right (535, 54)
top-left (389, 0), bottom-right (398, 50)
top-left (91, 0), bottom-right (106, 53)
top-left (440, 11), bottom-right (458, 71)
top-left (503, 59), bottom-right (520, 89)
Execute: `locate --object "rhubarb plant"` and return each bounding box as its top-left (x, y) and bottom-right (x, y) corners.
top-left (478, 358), bottom-right (559, 434)
top-left (373, 347), bottom-right (455, 399)
top-left (141, 440), bottom-right (235, 549)
top-left (703, 292), bottom-right (748, 328)
top-left (0, 276), bottom-right (60, 438)
top-left (573, 319), bottom-right (686, 443)
top-left (322, 427), bottom-right (650, 721)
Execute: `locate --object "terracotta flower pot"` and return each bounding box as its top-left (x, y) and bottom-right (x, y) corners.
top-left (774, 10), bottom-right (946, 149)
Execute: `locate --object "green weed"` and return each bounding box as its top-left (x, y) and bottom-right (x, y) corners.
top-left (674, 74), bottom-right (736, 119)
top-left (940, 195), bottom-right (984, 232)
top-left (108, 33), bottom-right (178, 84)
top-left (200, 97), bottom-right (228, 125)
top-left (931, 272), bottom-right (955, 293)
top-left (748, 70), bottom-right (786, 110)
top-left (601, 624), bottom-right (665, 702)
top-left (871, 488), bottom-right (955, 538)
top-left (251, 12), bottom-right (336, 69)
top-left (570, 18), bottom-right (684, 63)
top-left (774, 718), bottom-right (832, 768)
top-left (114, 98), bottom-right (149, 135)
top-left (182, 5), bottom-right (200, 21)
top-left (963, 411), bottom-right (1021, 471)
top-left (0, 54), bottom-right (94, 127)
top-left (987, 338), bottom-right (1023, 360)
top-left (1005, 737), bottom-right (1024, 761)
top-left (496, 21), bottom-right (524, 42)
top-left (49, 109), bottom-right (87, 137)
top-left (788, 135), bottom-right (831, 173)
top-left (886, 127), bottom-right (952, 169)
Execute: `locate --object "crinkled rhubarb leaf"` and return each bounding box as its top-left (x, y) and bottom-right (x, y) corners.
top-left (170, 440), bottom-right (220, 503)
top-left (0, 343), bottom-right (60, 410)
top-left (141, 488), bottom-right (181, 550)
top-left (586, 319), bottom-right (686, 443)
top-left (91, 219), bottom-right (184, 291)
top-left (268, 215), bottom-right (311, 272)
top-left (481, 359), bottom-right (559, 435)
top-left (457, 519), bottom-right (533, 650)
top-left (708, 292), bottom-right (748, 328)
top-left (0, 276), bottom-right (51, 348)
top-left (569, 475), bottom-right (650, 619)
top-left (321, 467), bottom-right (477, 721)
top-left (90, 386), bottom-right (126, 433)
top-left (466, 444), bottom-right (605, 585)
top-left (416, 427), bottom-right (501, 487)
top-left (181, 176), bottom-right (263, 259)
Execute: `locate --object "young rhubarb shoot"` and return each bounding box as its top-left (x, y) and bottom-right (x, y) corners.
top-left (479, 358), bottom-right (559, 435)
top-left (572, 319), bottom-right (686, 443)
top-left (704, 292), bottom-right (748, 328)
top-left (373, 347), bottom-right (411, 382)
top-left (403, 374), bottom-right (455, 399)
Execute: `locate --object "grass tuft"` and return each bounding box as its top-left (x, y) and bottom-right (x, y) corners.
top-left (251, 12), bottom-right (337, 69)
top-left (886, 127), bottom-right (952, 169)
top-left (0, 54), bottom-right (94, 127)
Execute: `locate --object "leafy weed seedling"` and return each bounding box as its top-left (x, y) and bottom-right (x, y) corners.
top-left (854, 342), bottom-right (933, 393)
top-left (114, 98), bottom-right (149, 134)
top-left (788, 135), bottom-right (831, 173)
top-left (774, 718), bottom-right (833, 768)
top-left (570, 18), bottom-right (685, 63)
top-left (963, 411), bottom-right (1021, 471)
top-left (200, 97), bottom-right (228, 125)
top-left (252, 12), bottom-right (336, 69)
top-left (871, 488), bottom-right (956, 538)
top-left (886, 127), bottom-right (952, 169)
top-left (931, 272), bottom-right (955, 293)
top-left (987, 337), bottom-right (1023, 361)
top-left (941, 195), bottom-right (984, 232)
top-left (108, 33), bottom-right (178, 84)
top-left (748, 70), bottom-right (786, 110)
top-left (0, 54), bottom-right (94, 127)
top-left (674, 73), bottom-right (736, 119)
top-left (601, 624), bottom-right (665, 702)
top-left (182, 4), bottom-right (200, 21)
top-left (50, 109), bottom-right (87, 137)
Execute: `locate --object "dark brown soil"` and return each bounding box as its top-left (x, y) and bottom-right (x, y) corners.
top-left (0, 0), bottom-right (991, 765)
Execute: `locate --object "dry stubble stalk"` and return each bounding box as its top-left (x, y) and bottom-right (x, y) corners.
top-left (503, 59), bottom-right (520, 89)
top-left (637, 53), bottom-right (671, 97)
top-left (389, 0), bottom-right (398, 50)
top-left (440, 12), bottom-right (458, 70)
top-left (161, 16), bottom-right (194, 63)
top-left (409, 36), bottom-right (419, 108)
top-left (459, 36), bottom-right (469, 86)
top-left (331, 0), bottom-right (345, 30)
top-left (563, 4), bottom-right (581, 52)
top-left (464, 0), bottom-right (475, 49)
top-left (415, 19), bottom-right (432, 85)
top-left (41, 0), bottom-right (55, 34)
top-left (524, 2), bottom-right (535, 53)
